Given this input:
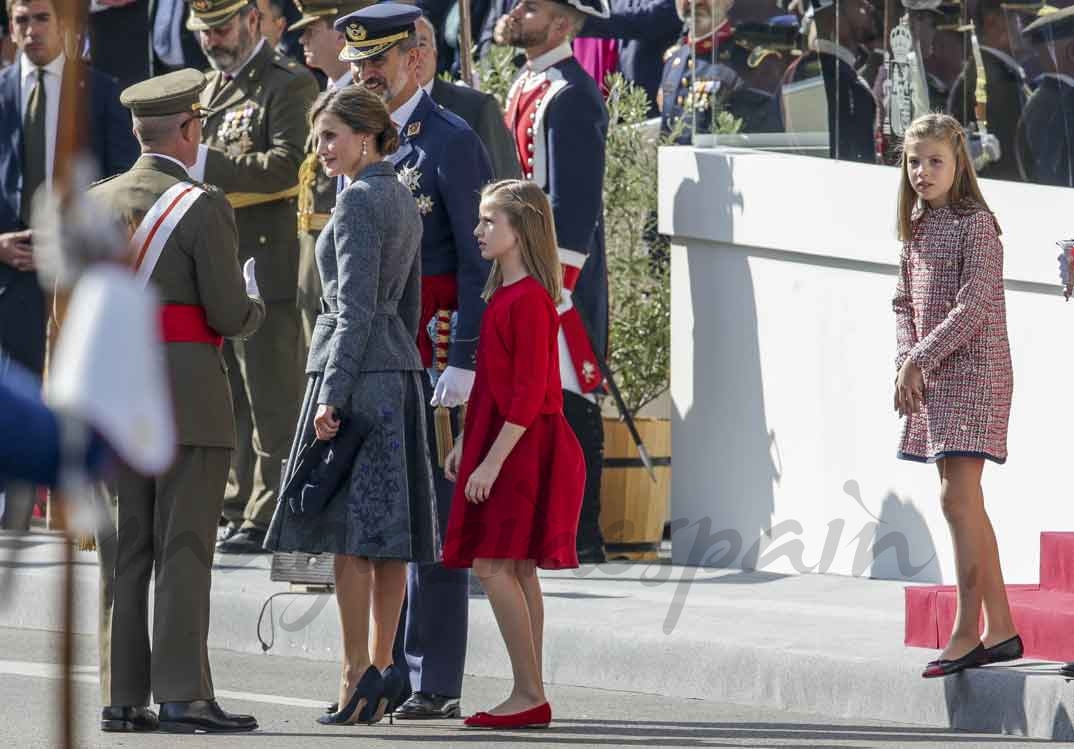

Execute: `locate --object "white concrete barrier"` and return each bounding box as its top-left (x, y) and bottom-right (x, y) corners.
top-left (659, 146), bottom-right (1073, 583)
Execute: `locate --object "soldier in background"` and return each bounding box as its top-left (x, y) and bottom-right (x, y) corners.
top-left (292, 0), bottom-right (371, 350)
top-left (185, 0), bottom-right (319, 554)
top-left (947, 0), bottom-right (1035, 181)
top-left (782, 0), bottom-right (880, 162)
top-left (1016, 3), bottom-right (1074, 186)
top-left (657, 0), bottom-right (785, 141)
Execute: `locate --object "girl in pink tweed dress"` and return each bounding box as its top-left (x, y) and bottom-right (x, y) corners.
top-left (892, 114), bottom-right (1021, 680)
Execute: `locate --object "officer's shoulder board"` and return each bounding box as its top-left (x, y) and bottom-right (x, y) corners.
top-left (270, 53), bottom-right (308, 78)
top-left (89, 173), bottom-right (121, 189)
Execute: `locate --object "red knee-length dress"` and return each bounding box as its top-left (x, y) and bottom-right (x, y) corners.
top-left (442, 276), bottom-right (585, 569)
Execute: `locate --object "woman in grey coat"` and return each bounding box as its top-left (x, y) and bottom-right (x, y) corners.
top-left (264, 86), bottom-right (438, 726)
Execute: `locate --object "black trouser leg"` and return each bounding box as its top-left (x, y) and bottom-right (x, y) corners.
top-left (562, 391), bottom-right (605, 561)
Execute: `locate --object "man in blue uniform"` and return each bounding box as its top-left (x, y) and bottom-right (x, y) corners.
top-left (499, 0), bottom-right (611, 563)
top-left (657, 1), bottom-right (789, 141)
top-left (335, 2), bottom-right (494, 720)
top-left (1016, 4), bottom-right (1074, 186)
top-left (781, 0), bottom-right (880, 163)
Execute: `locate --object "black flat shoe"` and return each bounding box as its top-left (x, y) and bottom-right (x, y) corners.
top-left (1060, 662), bottom-right (1074, 677)
top-left (318, 665), bottom-right (383, 725)
top-left (982, 634), bottom-right (1024, 665)
top-left (101, 706), bottom-right (159, 732)
top-left (922, 642), bottom-right (987, 678)
top-left (394, 691), bottom-right (462, 720)
top-left (158, 699), bottom-right (257, 733)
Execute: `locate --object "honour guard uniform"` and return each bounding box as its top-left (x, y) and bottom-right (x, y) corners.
top-left (659, 19), bottom-right (785, 142)
top-left (503, 0), bottom-right (611, 561)
top-left (1016, 5), bottom-right (1074, 186)
top-left (91, 70), bottom-right (264, 733)
top-left (186, 0), bottom-right (319, 550)
top-left (335, 3), bottom-right (494, 716)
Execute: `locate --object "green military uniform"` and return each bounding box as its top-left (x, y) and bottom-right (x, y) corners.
top-left (93, 70), bottom-right (266, 708)
top-left (188, 0), bottom-right (319, 535)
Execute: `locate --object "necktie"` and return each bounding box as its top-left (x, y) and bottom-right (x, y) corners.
top-left (20, 68), bottom-right (46, 226)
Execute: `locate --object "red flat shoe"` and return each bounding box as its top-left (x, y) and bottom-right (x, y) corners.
top-left (463, 702), bottom-right (551, 729)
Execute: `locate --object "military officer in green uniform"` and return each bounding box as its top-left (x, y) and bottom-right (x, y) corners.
top-left (92, 69), bottom-right (265, 734)
top-left (291, 0), bottom-right (371, 350)
top-left (184, 0), bottom-right (319, 553)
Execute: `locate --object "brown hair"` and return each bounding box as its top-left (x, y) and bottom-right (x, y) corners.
top-left (6, 0), bottom-right (63, 23)
top-left (479, 180), bottom-right (563, 304)
top-left (308, 85), bottom-right (399, 155)
top-left (896, 113), bottom-right (999, 241)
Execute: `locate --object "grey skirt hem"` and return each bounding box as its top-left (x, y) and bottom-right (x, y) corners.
top-left (264, 369), bottom-right (441, 563)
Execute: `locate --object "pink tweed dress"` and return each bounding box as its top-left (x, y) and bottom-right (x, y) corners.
top-left (892, 201), bottom-right (1013, 464)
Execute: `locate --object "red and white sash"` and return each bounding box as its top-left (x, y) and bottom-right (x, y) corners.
top-left (131, 181), bottom-right (206, 286)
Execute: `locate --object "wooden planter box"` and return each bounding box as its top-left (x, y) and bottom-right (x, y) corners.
top-left (599, 417), bottom-right (671, 561)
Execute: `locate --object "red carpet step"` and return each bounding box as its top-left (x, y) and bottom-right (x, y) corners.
top-left (905, 532), bottom-right (1074, 662)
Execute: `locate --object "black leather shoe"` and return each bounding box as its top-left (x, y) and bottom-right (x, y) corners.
top-left (216, 524), bottom-right (240, 543)
top-left (1060, 662), bottom-right (1074, 677)
top-left (158, 699), bottom-right (258, 733)
top-left (216, 528), bottom-right (268, 555)
top-left (101, 706), bottom-right (159, 732)
top-left (394, 692), bottom-right (461, 720)
top-left (576, 544), bottom-right (607, 564)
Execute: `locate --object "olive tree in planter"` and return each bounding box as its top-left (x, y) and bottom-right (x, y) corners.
top-left (598, 74), bottom-right (673, 559)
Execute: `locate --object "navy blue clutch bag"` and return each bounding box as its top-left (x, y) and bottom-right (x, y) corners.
top-left (282, 418), bottom-right (362, 515)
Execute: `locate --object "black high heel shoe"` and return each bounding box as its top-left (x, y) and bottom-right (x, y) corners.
top-left (367, 664), bottom-right (407, 725)
top-left (922, 642), bottom-right (987, 678)
top-left (981, 634), bottom-right (1024, 665)
top-left (317, 666), bottom-right (383, 725)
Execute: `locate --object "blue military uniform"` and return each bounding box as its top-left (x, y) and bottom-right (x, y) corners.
top-left (336, 3), bottom-right (494, 708)
top-left (503, 0), bottom-right (609, 559)
top-left (1015, 6), bottom-right (1074, 186)
top-left (659, 31), bottom-right (784, 142)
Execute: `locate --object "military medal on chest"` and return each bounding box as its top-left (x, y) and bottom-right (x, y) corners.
top-left (397, 160), bottom-right (433, 216)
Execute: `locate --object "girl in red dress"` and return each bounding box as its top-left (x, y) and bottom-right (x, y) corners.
top-left (892, 114), bottom-right (1020, 679)
top-left (442, 179), bottom-right (585, 729)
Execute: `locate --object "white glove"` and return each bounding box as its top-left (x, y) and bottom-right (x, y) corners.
top-left (243, 257), bottom-right (260, 298)
top-left (431, 366), bottom-right (475, 407)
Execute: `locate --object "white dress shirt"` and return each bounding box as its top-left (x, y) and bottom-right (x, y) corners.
top-left (389, 86), bottom-right (425, 131)
top-left (328, 70), bottom-right (353, 91)
top-left (19, 52), bottom-right (65, 190)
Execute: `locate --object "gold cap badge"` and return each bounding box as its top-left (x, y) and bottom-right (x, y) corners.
top-left (346, 22), bottom-right (367, 42)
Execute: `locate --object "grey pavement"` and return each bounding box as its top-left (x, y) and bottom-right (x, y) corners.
top-left (0, 532), bottom-right (1071, 741)
top-left (0, 627), bottom-right (1054, 748)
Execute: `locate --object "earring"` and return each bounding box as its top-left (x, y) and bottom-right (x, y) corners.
top-left (362, 140), bottom-right (368, 157)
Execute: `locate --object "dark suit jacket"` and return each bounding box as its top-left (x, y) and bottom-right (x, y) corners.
top-left (580, 0), bottom-right (683, 116)
top-left (0, 59), bottom-right (138, 374)
top-left (88, 0), bottom-right (151, 90)
top-left (430, 77), bottom-right (521, 180)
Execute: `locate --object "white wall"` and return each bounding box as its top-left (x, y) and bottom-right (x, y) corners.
top-left (659, 146), bottom-right (1074, 583)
